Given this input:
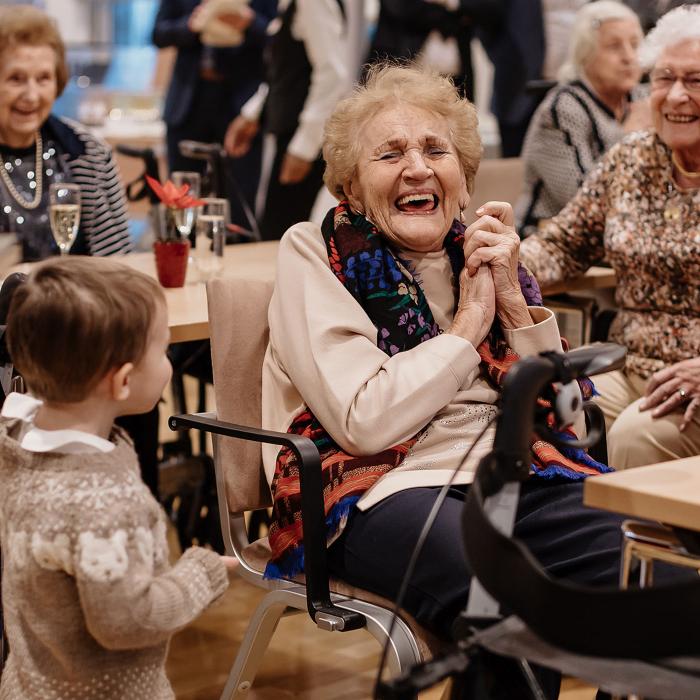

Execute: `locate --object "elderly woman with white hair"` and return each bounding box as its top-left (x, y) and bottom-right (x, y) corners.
top-left (516, 0), bottom-right (643, 235)
top-left (520, 4), bottom-right (700, 469)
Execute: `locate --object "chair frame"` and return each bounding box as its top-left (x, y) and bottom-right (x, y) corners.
top-left (169, 412), bottom-right (427, 699)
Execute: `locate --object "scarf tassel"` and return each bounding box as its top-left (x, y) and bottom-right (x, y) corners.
top-left (264, 495), bottom-right (361, 580)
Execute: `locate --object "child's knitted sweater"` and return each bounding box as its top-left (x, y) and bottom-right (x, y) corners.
top-left (0, 417), bottom-right (228, 700)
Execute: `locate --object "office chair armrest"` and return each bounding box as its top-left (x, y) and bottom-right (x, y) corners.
top-left (169, 412), bottom-right (365, 631)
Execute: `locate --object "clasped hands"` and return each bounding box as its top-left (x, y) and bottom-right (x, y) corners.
top-left (449, 201), bottom-right (531, 348)
top-left (640, 357), bottom-right (700, 431)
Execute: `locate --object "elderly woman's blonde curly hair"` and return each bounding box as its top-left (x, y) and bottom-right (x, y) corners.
top-left (323, 62), bottom-right (482, 201)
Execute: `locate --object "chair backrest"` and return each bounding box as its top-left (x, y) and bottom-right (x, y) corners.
top-left (206, 275), bottom-right (274, 513)
top-left (463, 157), bottom-right (524, 225)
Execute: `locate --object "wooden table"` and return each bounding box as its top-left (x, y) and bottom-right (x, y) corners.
top-left (11, 241), bottom-right (279, 344)
top-left (540, 266), bottom-right (617, 297)
top-left (584, 456), bottom-right (700, 531)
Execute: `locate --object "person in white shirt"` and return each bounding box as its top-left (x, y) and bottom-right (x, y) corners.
top-left (224, 0), bottom-right (349, 240)
top-left (0, 257), bottom-right (237, 700)
top-left (259, 66), bottom-right (648, 694)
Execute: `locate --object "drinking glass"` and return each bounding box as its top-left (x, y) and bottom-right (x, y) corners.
top-left (49, 183), bottom-right (81, 255)
top-left (195, 197), bottom-right (227, 281)
top-left (170, 171), bottom-right (201, 240)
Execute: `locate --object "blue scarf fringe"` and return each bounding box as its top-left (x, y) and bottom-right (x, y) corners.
top-left (264, 495), bottom-right (361, 580)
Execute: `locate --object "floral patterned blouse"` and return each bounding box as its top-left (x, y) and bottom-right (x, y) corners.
top-left (520, 129), bottom-right (700, 379)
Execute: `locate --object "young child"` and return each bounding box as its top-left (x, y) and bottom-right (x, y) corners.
top-left (0, 257), bottom-right (236, 700)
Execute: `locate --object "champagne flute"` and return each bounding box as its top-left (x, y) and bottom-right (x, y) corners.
top-left (195, 197), bottom-right (227, 282)
top-left (170, 171), bottom-right (201, 240)
top-left (49, 183), bottom-right (81, 255)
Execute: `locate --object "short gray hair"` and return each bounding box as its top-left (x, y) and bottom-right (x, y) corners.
top-left (639, 4), bottom-right (700, 70)
top-left (558, 0), bottom-right (641, 83)
top-left (323, 62), bottom-right (482, 200)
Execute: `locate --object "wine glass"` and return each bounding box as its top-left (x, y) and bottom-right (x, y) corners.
top-left (49, 183), bottom-right (81, 255)
top-left (170, 171), bottom-right (201, 241)
top-left (194, 197), bottom-right (227, 282)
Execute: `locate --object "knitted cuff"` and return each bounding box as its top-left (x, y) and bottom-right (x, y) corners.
top-left (184, 546), bottom-right (229, 600)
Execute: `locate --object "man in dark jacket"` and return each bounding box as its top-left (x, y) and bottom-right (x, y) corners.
top-left (153, 0), bottom-right (277, 229)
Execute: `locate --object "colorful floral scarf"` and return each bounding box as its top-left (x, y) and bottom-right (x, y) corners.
top-left (264, 201), bottom-right (610, 579)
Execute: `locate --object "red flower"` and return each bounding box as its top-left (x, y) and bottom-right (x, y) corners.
top-left (146, 175), bottom-right (206, 209)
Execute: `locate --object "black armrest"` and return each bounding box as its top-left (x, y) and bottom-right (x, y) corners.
top-left (169, 412), bottom-right (365, 631)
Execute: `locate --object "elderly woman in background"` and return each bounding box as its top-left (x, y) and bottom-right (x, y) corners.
top-left (516, 1), bottom-right (644, 236)
top-left (520, 5), bottom-right (700, 469)
top-left (0, 5), bottom-right (131, 262)
top-left (260, 64), bottom-right (644, 693)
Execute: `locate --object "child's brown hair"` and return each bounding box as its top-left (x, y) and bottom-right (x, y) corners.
top-left (7, 257), bottom-right (165, 402)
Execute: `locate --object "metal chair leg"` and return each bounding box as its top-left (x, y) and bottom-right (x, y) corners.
top-left (219, 592), bottom-right (290, 700)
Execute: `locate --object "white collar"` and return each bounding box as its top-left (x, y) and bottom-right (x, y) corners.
top-left (1, 392), bottom-right (115, 454)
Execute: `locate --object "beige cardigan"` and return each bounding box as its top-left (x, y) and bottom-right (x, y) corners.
top-left (262, 223), bottom-right (563, 511)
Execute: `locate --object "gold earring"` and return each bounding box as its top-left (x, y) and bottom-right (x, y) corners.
top-left (459, 208), bottom-right (465, 225)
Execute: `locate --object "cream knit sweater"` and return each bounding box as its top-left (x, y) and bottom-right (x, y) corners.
top-left (0, 418), bottom-right (228, 700)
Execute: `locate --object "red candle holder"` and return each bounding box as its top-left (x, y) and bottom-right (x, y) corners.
top-left (153, 239), bottom-right (190, 288)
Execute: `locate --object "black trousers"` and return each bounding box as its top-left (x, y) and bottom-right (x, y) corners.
top-left (328, 479), bottom-right (681, 639)
top-left (166, 81), bottom-right (262, 231)
top-left (259, 132), bottom-right (326, 241)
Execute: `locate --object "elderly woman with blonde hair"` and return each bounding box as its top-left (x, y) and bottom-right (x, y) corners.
top-left (0, 5), bottom-right (131, 261)
top-left (520, 4), bottom-right (700, 470)
top-left (259, 62), bottom-right (646, 694)
top-left (516, 0), bottom-right (644, 235)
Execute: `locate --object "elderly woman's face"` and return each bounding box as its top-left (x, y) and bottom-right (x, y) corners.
top-left (0, 45), bottom-right (57, 148)
top-left (583, 19), bottom-right (642, 96)
top-left (343, 104), bottom-right (468, 252)
top-left (650, 39), bottom-right (700, 158)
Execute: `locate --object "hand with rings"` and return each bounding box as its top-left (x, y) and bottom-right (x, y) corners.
top-left (640, 357), bottom-right (700, 431)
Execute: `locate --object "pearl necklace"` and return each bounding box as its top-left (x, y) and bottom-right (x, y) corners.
top-left (0, 131), bottom-right (43, 210)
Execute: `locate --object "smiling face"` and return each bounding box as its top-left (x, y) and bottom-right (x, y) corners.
top-left (650, 39), bottom-right (700, 166)
top-left (0, 44), bottom-right (58, 148)
top-left (343, 103), bottom-right (469, 252)
top-left (583, 18), bottom-right (642, 98)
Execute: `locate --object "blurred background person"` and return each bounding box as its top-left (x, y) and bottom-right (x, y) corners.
top-left (477, 0), bottom-right (545, 157)
top-left (516, 1), bottom-right (644, 236)
top-left (152, 0), bottom-right (277, 230)
top-left (366, 0), bottom-right (505, 101)
top-left (0, 4), bottom-right (132, 262)
top-left (519, 5), bottom-right (700, 469)
top-left (224, 0), bottom-right (349, 241)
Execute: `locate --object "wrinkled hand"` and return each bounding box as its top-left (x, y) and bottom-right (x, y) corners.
top-left (224, 115), bottom-right (259, 157)
top-left (448, 265), bottom-right (496, 348)
top-left (640, 357), bottom-right (700, 431)
top-left (463, 201), bottom-right (531, 328)
top-left (218, 6), bottom-right (255, 31)
top-left (279, 153), bottom-right (312, 184)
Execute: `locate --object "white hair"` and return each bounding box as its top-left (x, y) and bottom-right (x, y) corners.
top-left (558, 0), bottom-right (641, 83)
top-left (638, 4), bottom-right (700, 70)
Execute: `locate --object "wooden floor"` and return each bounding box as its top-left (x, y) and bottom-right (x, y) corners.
top-left (165, 574), bottom-right (596, 700)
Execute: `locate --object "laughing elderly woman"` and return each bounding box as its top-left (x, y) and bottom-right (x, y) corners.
top-left (520, 5), bottom-right (700, 470)
top-left (0, 5), bottom-right (131, 261)
top-left (260, 64), bottom-right (635, 684)
top-left (516, 1), bottom-right (644, 235)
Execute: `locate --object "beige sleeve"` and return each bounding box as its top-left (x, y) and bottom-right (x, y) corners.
top-left (75, 526), bottom-right (228, 651)
top-left (268, 224), bottom-right (482, 455)
top-left (503, 307), bottom-right (564, 357)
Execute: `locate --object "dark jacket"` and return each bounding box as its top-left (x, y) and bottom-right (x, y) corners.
top-left (478, 0), bottom-right (544, 126)
top-left (368, 0), bottom-right (504, 100)
top-left (153, 0), bottom-right (277, 127)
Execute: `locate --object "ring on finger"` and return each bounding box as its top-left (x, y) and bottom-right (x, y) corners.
top-left (679, 387), bottom-right (687, 400)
